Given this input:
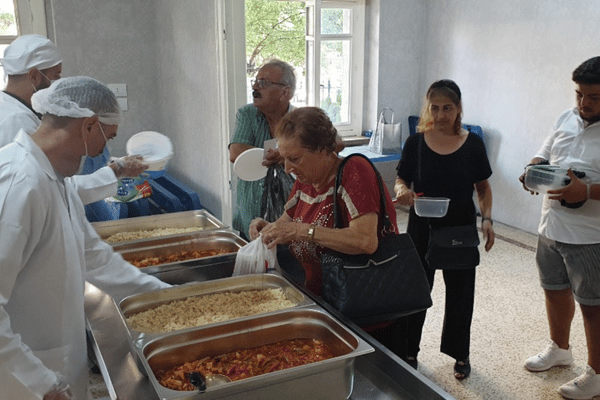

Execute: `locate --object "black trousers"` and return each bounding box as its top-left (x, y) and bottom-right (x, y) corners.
top-left (397, 268), bottom-right (476, 361)
top-left (396, 210), bottom-right (477, 361)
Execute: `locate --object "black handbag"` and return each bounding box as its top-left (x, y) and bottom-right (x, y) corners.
top-left (321, 154), bottom-right (433, 325)
top-left (425, 224), bottom-right (480, 269)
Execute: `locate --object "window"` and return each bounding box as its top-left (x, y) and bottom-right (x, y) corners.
top-left (0, 0), bottom-right (48, 88)
top-left (0, 0), bottom-right (18, 88)
top-left (305, 1), bottom-right (364, 136)
top-left (245, 0), bottom-right (365, 136)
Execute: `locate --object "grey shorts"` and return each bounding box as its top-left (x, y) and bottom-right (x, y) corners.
top-left (536, 235), bottom-right (600, 305)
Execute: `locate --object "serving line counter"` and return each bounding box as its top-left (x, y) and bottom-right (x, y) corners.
top-left (85, 209), bottom-right (452, 399)
top-left (84, 272), bottom-right (454, 400)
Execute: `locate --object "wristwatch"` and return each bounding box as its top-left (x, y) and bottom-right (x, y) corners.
top-left (308, 224), bottom-right (316, 241)
top-left (482, 216), bottom-right (493, 225)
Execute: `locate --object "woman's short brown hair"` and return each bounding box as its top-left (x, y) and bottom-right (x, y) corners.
top-left (276, 107), bottom-right (337, 153)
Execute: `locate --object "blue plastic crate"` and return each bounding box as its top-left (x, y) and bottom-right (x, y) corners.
top-left (148, 179), bottom-right (185, 213)
top-left (154, 173), bottom-right (202, 210)
top-left (127, 197), bottom-right (152, 217)
top-left (85, 200), bottom-right (128, 222)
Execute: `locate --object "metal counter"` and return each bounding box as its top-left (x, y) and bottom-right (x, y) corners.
top-left (84, 268), bottom-right (454, 400)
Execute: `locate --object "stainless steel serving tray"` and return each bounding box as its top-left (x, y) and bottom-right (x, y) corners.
top-left (91, 209), bottom-right (226, 246)
top-left (117, 274), bottom-right (314, 352)
top-left (116, 229), bottom-right (246, 275)
top-left (140, 306), bottom-right (374, 400)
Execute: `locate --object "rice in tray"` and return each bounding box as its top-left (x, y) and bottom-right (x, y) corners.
top-left (104, 226), bottom-right (206, 243)
top-left (126, 288), bottom-right (296, 334)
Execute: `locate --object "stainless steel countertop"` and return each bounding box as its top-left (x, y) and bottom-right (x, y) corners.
top-left (84, 273), bottom-right (454, 400)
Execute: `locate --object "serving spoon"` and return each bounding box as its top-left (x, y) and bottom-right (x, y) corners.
top-left (187, 371), bottom-right (231, 392)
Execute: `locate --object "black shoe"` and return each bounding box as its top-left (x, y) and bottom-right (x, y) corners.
top-left (406, 356), bottom-right (418, 369)
top-left (454, 359), bottom-right (471, 380)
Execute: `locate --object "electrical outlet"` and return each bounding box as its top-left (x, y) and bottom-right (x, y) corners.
top-left (107, 83), bottom-right (127, 97)
top-left (117, 98), bottom-right (128, 111)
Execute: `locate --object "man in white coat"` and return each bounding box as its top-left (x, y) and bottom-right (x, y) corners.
top-left (0, 34), bottom-right (146, 205)
top-left (0, 76), bottom-right (171, 400)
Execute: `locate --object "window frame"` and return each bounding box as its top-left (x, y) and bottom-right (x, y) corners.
top-left (305, 0), bottom-right (365, 137)
top-left (0, 0), bottom-right (47, 45)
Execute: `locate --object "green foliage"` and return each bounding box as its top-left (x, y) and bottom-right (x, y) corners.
top-left (321, 94), bottom-right (341, 124)
top-left (245, 0), bottom-right (306, 75)
top-left (0, 12), bottom-right (15, 35)
top-left (321, 9), bottom-right (344, 34)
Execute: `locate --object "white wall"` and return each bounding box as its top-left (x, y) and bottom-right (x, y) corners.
top-left (49, 0), bottom-right (160, 155)
top-left (364, 0), bottom-right (426, 141)
top-left (153, 1), bottom-right (226, 219)
top-left (48, 0), bottom-right (600, 233)
top-left (416, 0), bottom-right (600, 232)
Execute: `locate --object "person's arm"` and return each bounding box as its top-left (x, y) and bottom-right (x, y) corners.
top-left (229, 143), bottom-right (254, 163)
top-left (259, 212), bottom-right (379, 255)
top-left (249, 213), bottom-right (291, 240)
top-left (394, 176), bottom-right (416, 206)
top-left (474, 179), bottom-right (495, 252)
top-left (69, 167), bottom-right (117, 205)
top-left (80, 204), bottom-right (170, 302)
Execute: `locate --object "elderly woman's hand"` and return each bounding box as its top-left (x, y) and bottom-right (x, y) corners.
top-left (249, 217), bottom-right (269, 240)
top-left (260, 220), bottom-right (303, 249)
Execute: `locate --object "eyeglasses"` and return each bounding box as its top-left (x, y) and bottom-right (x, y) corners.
top-left (251, 78), bottom-right (287, 89)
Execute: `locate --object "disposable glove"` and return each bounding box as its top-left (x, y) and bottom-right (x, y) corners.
top-left (43, 378), bottom-right (74, 400)
top-left (108, 155), bottom-right (149, 178)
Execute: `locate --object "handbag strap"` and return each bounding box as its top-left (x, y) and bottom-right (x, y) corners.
top-left (332, 153), bottom-right (395, 235)
top-left (417, 132), bottom-right (423, 188)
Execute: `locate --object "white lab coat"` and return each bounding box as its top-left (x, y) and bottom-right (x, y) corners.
top-left (0, 131), bottom-right (171, 399)
top-left (0, 91), bottom-right (118, 205)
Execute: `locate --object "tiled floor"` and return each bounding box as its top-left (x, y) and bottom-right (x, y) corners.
top-left (394, 207), bottom-right (591, 400)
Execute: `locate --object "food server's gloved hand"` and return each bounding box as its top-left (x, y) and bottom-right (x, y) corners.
top-left (109, 155), bottom-right (149, 179)
top-left (43, 378), bottom-right (74, 400)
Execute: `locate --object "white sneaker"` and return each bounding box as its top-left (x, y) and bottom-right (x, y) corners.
top-left (524, 341), bottom-right (574, 372)
top-left (558, 366), bottom-right (600, 399)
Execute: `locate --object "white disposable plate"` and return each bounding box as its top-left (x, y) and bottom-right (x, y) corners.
top-left (233, 148), bottom-right (268, 181)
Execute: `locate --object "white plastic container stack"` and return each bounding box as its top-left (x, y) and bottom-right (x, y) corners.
top-left (126, 131), bottom-right (173, 179)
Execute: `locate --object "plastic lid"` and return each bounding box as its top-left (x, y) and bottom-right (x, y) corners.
top-left (233, 148), bottom-right (268, 181)
top-left (126, 131), bottom-right (173, 162)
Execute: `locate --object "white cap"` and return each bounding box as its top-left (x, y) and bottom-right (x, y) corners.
top-left (1, 34), bottom-right (62, 79)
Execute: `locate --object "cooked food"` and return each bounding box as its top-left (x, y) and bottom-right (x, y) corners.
top-left (104, 226), bottom-right (206, 243)
top-left (125, 288), bottom-right (296, 334)
top-left (157, 338), bottom-right (335, 391)
top-left (129, 248), bottom-right (231, 268)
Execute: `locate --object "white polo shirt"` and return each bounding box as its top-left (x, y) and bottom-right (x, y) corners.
top-left (535, 107), bottom-right (600, 244)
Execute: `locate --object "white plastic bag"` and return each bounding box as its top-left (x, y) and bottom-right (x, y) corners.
top-left (368, 107), bottom-right (402, 154)
top-left (233, 235), bottom-right (279, 276)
